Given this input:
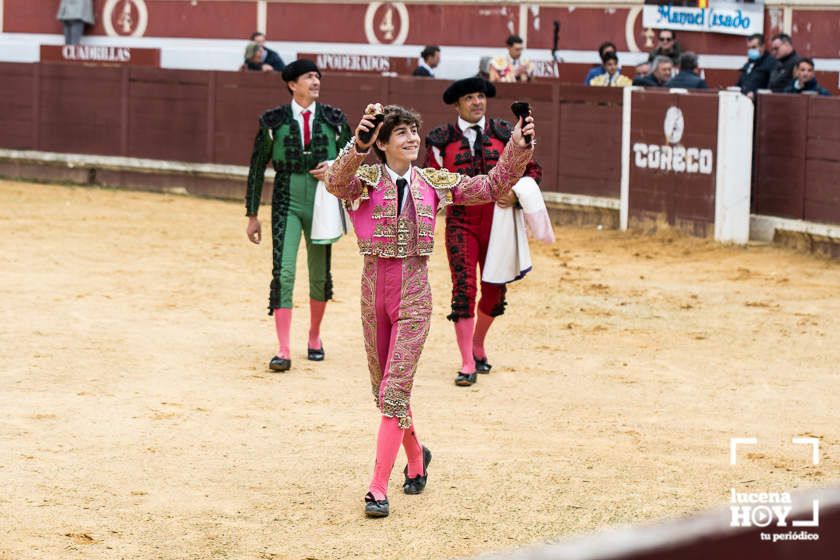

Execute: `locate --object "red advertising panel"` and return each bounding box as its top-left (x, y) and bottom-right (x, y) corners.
top-left (40, 45), bottom-right (161, 67)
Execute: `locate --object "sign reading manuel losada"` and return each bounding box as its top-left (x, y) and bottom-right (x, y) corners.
top-left (643, 0), bottom-right (764, 37)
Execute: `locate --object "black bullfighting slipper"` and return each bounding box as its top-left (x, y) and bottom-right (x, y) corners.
top-left (454, 372), bottom-right (477, 386)
top-left (474, 355), bottom-right (492, 374)
top-left (268, 356), bottom-right (291, 372)
top-left (307, 346), bottom-right (325, 361)
top-left (364, 492), bottom-right (389, 518)
top-left (403, 446), bottom-right (432, 495)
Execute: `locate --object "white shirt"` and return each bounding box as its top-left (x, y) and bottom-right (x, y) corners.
top-left (457, 116), bottom-right (486, 151)
top-left (429, 115), bottom-right (486, 167)
top-left (291, 98), bottom-right (317, 149)
top-left (384, 165), bottom-right (412, 213)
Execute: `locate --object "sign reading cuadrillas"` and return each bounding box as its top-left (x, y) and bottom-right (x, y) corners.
top-left (643, 0), bottom-right (764, 37)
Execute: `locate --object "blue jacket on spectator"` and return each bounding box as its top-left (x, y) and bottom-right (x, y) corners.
top-left (666, 71), bottom-right (709, 90)
top-left (584, 65), bottom-right (605, 85)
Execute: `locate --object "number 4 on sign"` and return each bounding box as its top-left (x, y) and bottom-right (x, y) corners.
top-left (379, 5), bottom-right (395, 41)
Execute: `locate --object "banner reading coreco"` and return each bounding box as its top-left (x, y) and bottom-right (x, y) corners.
top-left (643, 0), bottom-right (764, 37)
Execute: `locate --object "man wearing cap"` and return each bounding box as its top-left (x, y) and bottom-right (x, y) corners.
top-left (425, 77), bottom-right (543, 387)
top-left (245, 59), bottom-right (351, 372)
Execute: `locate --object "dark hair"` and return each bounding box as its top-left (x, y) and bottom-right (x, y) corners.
top-left (771, 33), bottom-right (792, 44)
top-left (748, 33), bottom-right (765, 45)
top-left (372, 106), bottom-right (423, 163)
top-left (598, 41), bottom-right (617, 59)
top-left (658, 29), bottom-right (676, 39)
top-left (506, 35), bottom-right (523, 47)
top-left (797, 57), bottom-right (815, 68)
top-left (250, 31), bottom-right (264, 41)
top-left (420, 46), bottom-right (440, 61)
top-left (602, 52), bottom-right (619, 65)
top-left (679, 51), bottom-right (698, 71)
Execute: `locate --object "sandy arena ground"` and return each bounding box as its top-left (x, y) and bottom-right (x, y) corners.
top-left (0, 180), bottom-right (838, 559)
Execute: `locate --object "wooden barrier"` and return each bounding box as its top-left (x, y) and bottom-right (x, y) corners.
top-left (753, 93), bottom-right (840, 226)
top-left (0, 61), bottom-right (624, 198)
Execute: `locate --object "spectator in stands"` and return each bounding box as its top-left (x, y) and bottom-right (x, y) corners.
top-left (246, 31), bottom-right (285, 72)
top-left (632, 56), bottom-right (672, 88)
top-left (768, 34), bottom-right (799, 92)
top-left (412, 46), bottom-right (441, 77)
top-left (56, 0), bottom-right (94, 45)
top-left (665, 52), bottom-right (708, 89)
top-left (489, 35), bottom-right (534, 83)
top-left (784, 58), bottom-right (831, 96)
top-left (736, 33), bottom-right (776, 99)
top-left (243, 43), bottom-right (275, 73)
top-left (583, 41), bottom-right (618, 85)
top-left (589, 52), bottom-right (632, 87)
top-left (649, 29), bottom-right (681, 66)
top-left (634, 61), bottom-right (652, 79)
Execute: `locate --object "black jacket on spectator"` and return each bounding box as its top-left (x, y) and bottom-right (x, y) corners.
top-left (246, 47), bottom-right (285, 72)
top-left (666, 71), bottom-right (708, 89)
top-left (768, 50), bottom-right (799, 93)
top-left (736, 52), bottom-right (776, 95)
top-left (784, 79), bottom-right (831, 96)
top-left (412, 66), bottom-right (433, 77)
top-left (632, 74), bottom-right (667, 88)
top-left (648, 44), bottom-right (682, 66)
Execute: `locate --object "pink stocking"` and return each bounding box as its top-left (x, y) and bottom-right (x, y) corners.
top-left (454, 318), bottom-right (476, 373)
top-left (402, 409), bottom-right (424, 478)
top-left (308, 299), bottom-right (326, 349)
top-left (369, 415), bottom-right (403, 500)
top-left (473, 311), bottom-right (495, 361)
top-left (273, 308), bottom-right (292, 359)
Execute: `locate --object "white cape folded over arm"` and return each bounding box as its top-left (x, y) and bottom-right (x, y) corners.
top-left (482, 176), bottom-right (555, 284)
top-left (311, 180), bottom-right (351, 244)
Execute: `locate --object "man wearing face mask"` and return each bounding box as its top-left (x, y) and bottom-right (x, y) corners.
top-left (736, 33), bottom-right (776, 99)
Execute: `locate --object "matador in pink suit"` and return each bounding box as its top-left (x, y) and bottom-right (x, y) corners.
top-left (325, 103), bottom-right (535, 518)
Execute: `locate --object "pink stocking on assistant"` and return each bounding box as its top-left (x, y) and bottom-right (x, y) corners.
top-left (274, 308), bottom-right (292, 359)
top-left (369, 415), bottom-right (404, 500)
top-left (308, 298), bottom-right (326, 349)
top-left (454, 318), bottom-right (476, 373)
top-left (473, 310), bottom-right (495, 361)
top-left (402, 409), bottom-right (424, 478)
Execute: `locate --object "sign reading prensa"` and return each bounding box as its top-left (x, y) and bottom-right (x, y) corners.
top-left (40, 45), bottom-right (161, 67)
top-left (643, 0), bottom-right (764, 37)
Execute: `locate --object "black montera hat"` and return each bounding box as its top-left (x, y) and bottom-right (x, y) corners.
top-left (442, 77), bottom-right (496, 104)
top-left (282, 59), bottom-right (321, 82)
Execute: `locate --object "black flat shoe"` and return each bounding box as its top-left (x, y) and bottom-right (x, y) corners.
top-left (474, 355), bottom-right (492, 374)
top-left (403, 446), bottom-right (432, 495)
top-left (364, 492), bottom-right (389, 518)
top-left (455, 372), bottom-right (477, 386)
top-left (269, 356), bottom-right (291, 372)
top-left (307, 346), bottom-right (325, 361)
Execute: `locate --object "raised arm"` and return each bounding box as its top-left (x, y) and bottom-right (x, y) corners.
top-left (324, 105), bottom-right (384, 201)
top-left (447, 115), bottom-right (536, 206)
top-left (449, 139), bottom-right (534, 205)
top-left (324, 139), bottom-right (369, 201)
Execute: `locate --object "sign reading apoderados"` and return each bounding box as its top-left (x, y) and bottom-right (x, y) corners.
top-left (643, 0), bottom-right (764, 37)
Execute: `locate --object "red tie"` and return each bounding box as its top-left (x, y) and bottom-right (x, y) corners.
top-left (302, 109), bottom-right (311, 148)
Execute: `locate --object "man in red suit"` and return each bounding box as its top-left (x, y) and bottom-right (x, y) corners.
top-left (425, 78), bottom-right (542, 387)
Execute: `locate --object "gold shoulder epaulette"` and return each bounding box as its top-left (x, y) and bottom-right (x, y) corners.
top-left (417, 167), bottom-right (461, 190)
top-left (356, 164), bottom-right (382, 188)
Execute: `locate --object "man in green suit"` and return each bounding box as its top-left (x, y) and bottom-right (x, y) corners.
top-left (245, 59), bottom-right (351, 372)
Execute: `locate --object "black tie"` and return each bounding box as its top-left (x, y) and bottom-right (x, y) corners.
top-left (471, 125), bottom-right (483, 158)
top-left (396, 178), bottom-right (408, 215)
